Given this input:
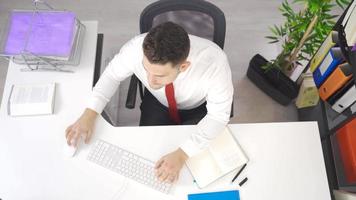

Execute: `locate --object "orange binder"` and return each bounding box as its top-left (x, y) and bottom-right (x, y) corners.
top-left (336, 117), bottom-right (356, 184)
top-left (319, 63), bottom-right (353, 101)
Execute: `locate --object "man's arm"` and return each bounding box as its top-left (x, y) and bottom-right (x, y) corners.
top-left (180, 52), bottom-right (234, 157)
top-left (155, 52), bottom-right (234, 182)
top-left (65, 37), bottom-right (139, 146)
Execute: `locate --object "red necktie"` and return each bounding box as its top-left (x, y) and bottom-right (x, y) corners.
top-left (165, 83), bottom-right (181, 124)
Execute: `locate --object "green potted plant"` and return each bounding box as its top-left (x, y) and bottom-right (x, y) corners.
top-left (247, 0), bottom-right (351, 105)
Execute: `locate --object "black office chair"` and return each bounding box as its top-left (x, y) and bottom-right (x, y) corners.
top-left (93, 33), bottom-right (114, 124)
top-left (125, 0), bottom-right (234, 117)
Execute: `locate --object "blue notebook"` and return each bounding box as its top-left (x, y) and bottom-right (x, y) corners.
top-left (188, 190), bottom-right (240, 200)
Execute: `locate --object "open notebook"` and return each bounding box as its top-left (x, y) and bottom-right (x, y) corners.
top-left (185, 127), bottom-right (248, 188)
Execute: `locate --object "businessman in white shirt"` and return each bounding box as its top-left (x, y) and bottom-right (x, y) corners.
top-left (65, 22), bottom-right (233, 183)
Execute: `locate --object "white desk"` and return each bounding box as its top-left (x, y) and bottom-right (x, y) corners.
top-left (0, 21), bottom-right (331, 200)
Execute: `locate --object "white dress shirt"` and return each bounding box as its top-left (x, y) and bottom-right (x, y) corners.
top-left (87, 33), bottom-right (234, 157)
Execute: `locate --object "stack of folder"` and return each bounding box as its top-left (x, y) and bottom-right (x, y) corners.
top-left (310, 1), bottom-right (356, 114)
top-left (315, 55), bottom-right (356, 114)
top-left (0, 10), bottom-right (85, 70)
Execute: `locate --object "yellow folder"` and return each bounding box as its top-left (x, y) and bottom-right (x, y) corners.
top-left (309, 31), bottom-right (338, 72)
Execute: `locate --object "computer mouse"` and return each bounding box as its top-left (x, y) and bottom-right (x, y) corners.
top-left (63, 143), bottom-right (77, 157)
top-left (63, 138), bottom-right (81, 157)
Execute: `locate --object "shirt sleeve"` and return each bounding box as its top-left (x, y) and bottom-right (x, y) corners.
top-left (86, 38), bottom-right (139, 114)
top-left (180, 52), bottom-right (234, 157)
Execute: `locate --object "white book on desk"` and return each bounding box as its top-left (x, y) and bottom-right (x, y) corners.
top-left (8, 83), bottom-right (56, 116)
top-left (185, 127), bottom-right (248, 188)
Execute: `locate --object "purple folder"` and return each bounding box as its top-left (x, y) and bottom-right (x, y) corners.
top-left (4, 11), bottom-right (76, 57)
top-left (352, 44), bottom-right (356, 51)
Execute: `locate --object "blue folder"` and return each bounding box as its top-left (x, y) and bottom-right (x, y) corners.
top-left (313, 47), bottom-right (344, 87)
top-left (188, 190), bottom-right (240, 200)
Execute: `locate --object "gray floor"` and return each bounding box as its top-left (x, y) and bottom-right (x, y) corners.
top-left (0, 0), bottom-right (301, 126)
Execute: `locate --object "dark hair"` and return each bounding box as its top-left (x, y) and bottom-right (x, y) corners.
top-left (143, 22), bottom-right (190, 66)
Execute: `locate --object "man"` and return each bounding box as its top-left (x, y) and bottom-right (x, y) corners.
top-left (65, 22), bottom-right (233, 184)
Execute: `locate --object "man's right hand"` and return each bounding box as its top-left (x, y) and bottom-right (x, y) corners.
top-left (65, 108), bottom-right (98, 147)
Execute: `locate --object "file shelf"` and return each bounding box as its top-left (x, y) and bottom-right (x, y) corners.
top-left (298, 0), bottom-right (356, 195)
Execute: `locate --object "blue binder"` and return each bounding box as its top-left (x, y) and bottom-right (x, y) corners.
top-left (313, 47), bottom-right (344, 87)
top-left (188, 190), bottom-right (240, 200)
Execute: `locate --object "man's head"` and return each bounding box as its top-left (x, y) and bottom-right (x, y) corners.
top-left (142, 22), bottom-right (191, 90)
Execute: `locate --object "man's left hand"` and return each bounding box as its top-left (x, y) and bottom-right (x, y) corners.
top-left (155, 148), bottom-right (188, 183)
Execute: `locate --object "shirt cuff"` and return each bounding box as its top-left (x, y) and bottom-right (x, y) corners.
top-left (180, 139), bottom-right (203, 158)
top-left (180, 115), bottom-right (228, 157)
top-left (86, 95), bottom-right (107, 114)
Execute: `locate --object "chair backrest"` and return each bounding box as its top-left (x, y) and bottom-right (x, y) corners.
top-left (139, 0), bottom-right (226, 49)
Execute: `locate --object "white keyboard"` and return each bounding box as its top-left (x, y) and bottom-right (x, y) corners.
top-left (87, 139), bottom-right (172, 194)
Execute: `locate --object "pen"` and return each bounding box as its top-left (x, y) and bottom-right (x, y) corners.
top-left (231, 163), bottom-right (247, 183)
top-left (239, 177), bottom-right (248, 187)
